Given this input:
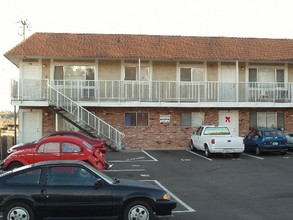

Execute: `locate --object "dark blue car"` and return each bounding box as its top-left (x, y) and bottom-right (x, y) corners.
top-left (244, 128), bottom-right (288, 156)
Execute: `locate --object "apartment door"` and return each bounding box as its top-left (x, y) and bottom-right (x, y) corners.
top-left (22, 110), bottom-right (42, 143)
top-left (219, 110), bottom-right (239, 136)
top-left (220, 67), bottom-right (237, 101)
top-left (22, 64), bottom-right (41, 100)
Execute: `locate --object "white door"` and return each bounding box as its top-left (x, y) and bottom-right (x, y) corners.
top-left (22, 65), bottom-right (42, 100)
top-left (220, 67), bottom-right (236, 101)
top-left (22, 111), bottom-right (42, 143)
top-left (219, 110), bottom-right (239, 136)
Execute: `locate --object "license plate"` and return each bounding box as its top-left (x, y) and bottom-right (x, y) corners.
top-left (272, 142), bottom-right (278, 145)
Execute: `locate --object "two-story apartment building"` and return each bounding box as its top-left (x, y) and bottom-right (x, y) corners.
top-left (4, 33), bottom-right (293, 149)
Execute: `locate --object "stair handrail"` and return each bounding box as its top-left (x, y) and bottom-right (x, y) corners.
top-left (47, 85), bottom-right (124, 150)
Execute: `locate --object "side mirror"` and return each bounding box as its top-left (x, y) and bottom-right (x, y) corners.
top-left (192, 131), bottom-right (196, 135)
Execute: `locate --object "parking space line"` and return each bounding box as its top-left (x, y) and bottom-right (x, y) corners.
top-left (187, 150), bottom-right (213, 161)
top-left (242, 153), bottom-right (264, 160)
top-left (109, 150), bottom-right (158, 163)
top-left (143, 180), bottom-right (196, 213)
top-left (106, 169), bottom-right (145, 172)
top-left (141, 150), bottom-right (158, 161)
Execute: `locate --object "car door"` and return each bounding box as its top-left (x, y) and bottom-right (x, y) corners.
top-left (33, 142), bottom-right (61, 163)
top-left (43, 165), bottom-right (114, 218)
top-left (193, 127), bottom-right (204, 150)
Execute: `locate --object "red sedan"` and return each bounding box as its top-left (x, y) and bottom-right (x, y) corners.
top-left (1, 136), bottom-right (109, 171)
top-left (8, 131), bottom-right (106, 155)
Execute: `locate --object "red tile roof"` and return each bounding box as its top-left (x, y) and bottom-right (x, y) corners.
top-left (4, 32), bottom-right (293, 61)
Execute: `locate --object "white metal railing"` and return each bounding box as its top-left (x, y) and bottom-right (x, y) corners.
top-left (11, 79), bottom-right (293, 103)
top-left (47, 85), bottom-right (124, 150)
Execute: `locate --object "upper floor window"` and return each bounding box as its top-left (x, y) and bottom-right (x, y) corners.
top-left (248, 68), bottom-right (285, 87)
top-left (180, 67), bottom-right (204, 82)
top-left (124, 66), bottom-right (149, 81)
top-left (54, 66), bottom-right (95, 81)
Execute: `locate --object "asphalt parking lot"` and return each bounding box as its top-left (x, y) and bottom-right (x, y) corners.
top-left (105, 149), bottom-right (293, 220)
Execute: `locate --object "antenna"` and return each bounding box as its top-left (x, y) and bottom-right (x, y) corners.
top-left (17, 19), bottom-right (32, 41)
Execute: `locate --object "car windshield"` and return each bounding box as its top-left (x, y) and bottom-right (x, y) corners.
top-left (82, 140), bottom-right (94, 151)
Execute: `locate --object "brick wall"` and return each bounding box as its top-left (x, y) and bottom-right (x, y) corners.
top-left (36, 107), bottom-right (293, 150)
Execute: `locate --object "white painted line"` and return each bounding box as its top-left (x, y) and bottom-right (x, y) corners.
top-left (105, 169), bottom-right (145, 172)
top-left (109, 150), bottom-right (158, 163)
top-left (143, 180), bottom-right (196, 213)
top-left (242, 153), bottom-right (264, 160)
top-left (109, 159), bottom-right (156, 163)
top-left (141, 150), bottom-right (158, 161)
top-left (187, 150), bottom-right (213, 161)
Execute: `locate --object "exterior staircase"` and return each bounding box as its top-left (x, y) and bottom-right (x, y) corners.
top-left (47, 85), bottom-right (124, 151)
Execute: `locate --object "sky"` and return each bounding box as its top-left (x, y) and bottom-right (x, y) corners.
top-left (1, 0), bottom-right (293, 111)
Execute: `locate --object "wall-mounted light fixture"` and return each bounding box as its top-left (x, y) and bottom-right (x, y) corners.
top-left (241, 66), bottom-right (245, 71)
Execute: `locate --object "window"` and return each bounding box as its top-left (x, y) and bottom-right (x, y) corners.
top-left (38, 142), bottom-right (60, 153)
top-left (62, 142), bottom-right (81, 153)
top-left (124, 66), bottom-right (149, 81)
top-left (248, 68), bottom-right (285, 86)
top-left (125, 112), bottom-right (149, 126)
top-left (249, 112), bottom-right (284, 129)
top-left (180, 67), bottom-right (204, 82)
top-left (6, 168), bottom-right (41, 185)
top-left (54, 66), bottom-right (95, 81)
top-left (180, 112), bottom-right (204, 127)
top-left (47, 166), bottom-right (97, 186)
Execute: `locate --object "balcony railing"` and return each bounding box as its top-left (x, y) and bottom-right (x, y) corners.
top-left (11, 79), bottom-right (293, 104)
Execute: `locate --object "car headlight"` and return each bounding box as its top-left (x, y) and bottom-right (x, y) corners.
top-left (162, 193), bottom-right (170, 200)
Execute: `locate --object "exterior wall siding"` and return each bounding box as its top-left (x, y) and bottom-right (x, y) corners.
top-left (152, 61), bottom-right (177, 81)
top-left (98, 60), bottom-right (121, 80)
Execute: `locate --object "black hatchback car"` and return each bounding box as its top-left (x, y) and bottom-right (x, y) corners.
top-left (0, 160), bottom-right (176, 220)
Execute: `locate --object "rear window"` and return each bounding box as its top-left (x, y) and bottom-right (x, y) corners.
top-left (203, 127), bottom-right (230, 135)
top-left (264, 130), bottom-right (285, 138)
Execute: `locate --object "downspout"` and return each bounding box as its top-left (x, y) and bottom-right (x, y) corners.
top-left (236, 60), bottom-right (239, 102)
top-left (138, 58), bottom-right (141, 101)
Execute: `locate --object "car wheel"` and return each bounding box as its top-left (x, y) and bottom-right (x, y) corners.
top-left (4, 202), bottom-right (34, 220)
top-left (123, 201), bottom-right (154, 220)
top-left (255, 147), bottom-right (262, 156)
top-left (189, 140), bottom-right (195, 151)
top-left (281, 150), bottom-right (287, 155)
top-left (205, 146), bottom-right (211, 158)
top-left (7, 161), bottom-right (24, 170)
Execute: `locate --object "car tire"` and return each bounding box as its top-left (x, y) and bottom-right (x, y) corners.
top-left (189, 140), bottom-right (195, 151)
top-left (123, 200), bottom-right (154, 220)
top-left (205, 146), bottom-right (211, 158)
top-left (4, 202), bottom-right (34, 220)
top-left (255, 147), bottom-right (262, 156)
top-left (7, 161), bottom-right (23, 170)
top-left (281, 150), bottom-right (287, 155)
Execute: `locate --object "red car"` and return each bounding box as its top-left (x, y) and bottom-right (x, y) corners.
top-left (1, 136), bottom-right (109, 171)
top-left (7, 131), bottom-right (106, 155)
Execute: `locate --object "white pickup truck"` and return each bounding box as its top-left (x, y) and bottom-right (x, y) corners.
top-left (190, 125), bottom-right (244, 158)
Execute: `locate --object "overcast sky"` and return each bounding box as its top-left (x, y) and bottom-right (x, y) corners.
top-left (1, 0), bottom-right (293, 111)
